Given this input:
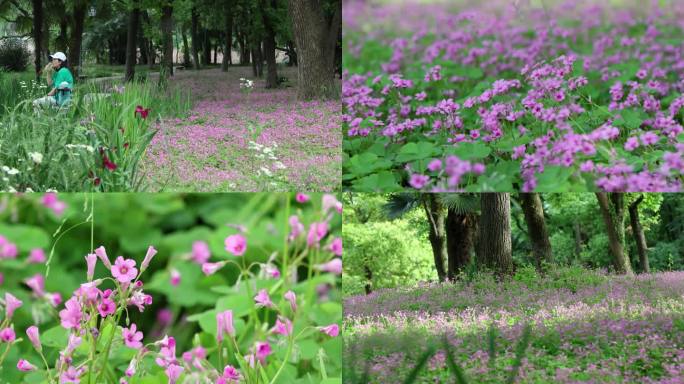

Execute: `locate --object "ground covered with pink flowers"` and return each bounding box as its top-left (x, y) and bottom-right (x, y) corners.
top-left (343, 268), bottom-right (684, 383)
top-left (142, 67), bottom-right (340, 191)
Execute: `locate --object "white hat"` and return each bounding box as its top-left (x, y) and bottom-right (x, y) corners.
top-left (49, 52), bottom-right (67, 61)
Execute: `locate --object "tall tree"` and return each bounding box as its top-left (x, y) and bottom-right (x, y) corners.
top-left (478, 193), bottom-right (513, 276)
top-left (519, 193), bottom-right (553, 272)
top-left (32, 0), bottom-right (43, 80)
top-left (444, 194), bottom-right (479, 280)
top-left (191, 7), bottom-right (201, 70)
top-left (181, 25), bottom-right (192, 68)
top-left (69, 0), bottom-right (88, 78)
top-left (595, 193), bottom-right (633, 275)
top-left (287, 0), bottom-right (339, 99)
top-left (221, 0), bottom-right (233, 71)
top-left (159, 3), bottom-right (174, 84)
top-left (446, 210), bottom-right (477, 280)
top-left (628, 195), bottom-right (650, 273)
top-left (260, 0), bottom-right (278, 88)
top-left (423, 194), bottom-right (447, 282)
top-left (125, 5), bottom-right (140, 82)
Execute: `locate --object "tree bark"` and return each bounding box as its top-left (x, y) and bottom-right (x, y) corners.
top-left (202, 29), bottom-right (211, 66)
top-left (32, 0), bottom-right (43, 80)
top-left (222, 0), bottom-right (233, 71)
top-left (56, 15), bottom-right (68, 53)
top-left (478, 193), bottom-right (513, 276)
top-left (125, 6), bottom-right (140, 82)
top-left (261, 0), bottom-right (278, 88)
top-left (191, 8), bottom-right (201, 70)
top-left (181, 26), bottom-right (192, 68)
top-left (138, 12), bottom-right (148, 65)
top-left (446, 210), bottom-right (476, 280)
top-left (364, 265), bottom-right (372, 295)
top-left (423, 195), bottom-right (447, 282)
top-left (595, 193), bottom-right (633, 275)
top-left (573, 222), bottom-right (582, 261)
top-left (159, 4), bottom-right (174, 86)
top-left (69, 0), bottom-right (87, 79)
top-left (520, 193), bottom-right (553, 272)
top-left (629, 195), bottom-right (649, 273)
top-left (324, 0), bottom-right (341, 75)
top-left (287, 0), bottom-right (337, 99)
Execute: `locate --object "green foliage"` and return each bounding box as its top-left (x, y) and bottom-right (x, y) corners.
top-left (549, 230), bottom-right (577, 265)
top-left (0, 77), bottom-right (191, 192)
top-left (344, 220), bottom-right (433, 294)
top-left (0, 38), bottom-right (30, 72)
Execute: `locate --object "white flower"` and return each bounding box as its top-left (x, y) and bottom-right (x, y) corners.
top-left (274, 161), bottom-right (287, 170)
top-left (25, 188), bottom-right (34, 193)
top-left (28, 152), bottom-right (43, 164)
top-left (4, 167), bottom-right (19, 175)
top-left (8, 186), bottom-right (17, 193)
top-left (260, 167), bottom-right (273, 177)
top-left (46, 188), bottom-right (58, 193)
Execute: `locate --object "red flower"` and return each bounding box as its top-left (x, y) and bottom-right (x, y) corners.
top-left (94, 177), bottom-right (101, 187)
top-left (103, 155), bottom-right (117, 171)
top-left (135, 105), bottom-right (150, 119)
top-left (123, 143), bottom-right (130, 150)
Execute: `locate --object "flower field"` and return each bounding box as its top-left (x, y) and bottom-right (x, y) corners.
top-left (342, 0), bottom-right (684, 192)
top-left (343, 268), bottom-right (684, 383)
top-left (142, 67), bottom-right (341, 192)
top-left (0, 192), bottom-right (342, 383)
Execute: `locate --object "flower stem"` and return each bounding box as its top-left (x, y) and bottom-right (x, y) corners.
top-left (95, 311), bottom-right (123, 383)
top-left (268, 335), bottom-right (293, 384)
top-left (38, 349), bottom-right (55, 384)
top-left (282, 193), bottom-right (291, 289)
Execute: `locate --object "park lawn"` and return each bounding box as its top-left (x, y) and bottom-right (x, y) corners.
top-left (343, 267), bottom-right (684, 383)
top-left (141, 66), bottom-right (341, 192)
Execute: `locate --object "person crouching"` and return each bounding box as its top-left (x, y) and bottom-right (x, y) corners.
top-left (33, 52), bottom-right (74, 110)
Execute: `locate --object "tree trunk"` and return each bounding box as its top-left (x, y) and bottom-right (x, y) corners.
top-left (446, 210), bottom-right (476, 280)
top-left (324, 0), bottom-right (341, 75)
top-left (160, 4), bottom-right (174, 85)
top-left (520, 193), bottom-right (553, 272)
top-left (261, 0), bottom-right (278, 88)
top-left (56, 16), bottom-right (68, 53)
top-left (32, 0), bottom-right (43, 79)
top-left (125, 6), bottom-right (140, 82)
top-left (364, 265), bottom-right (372, 295)
top-left (181, 26), bottom-right (192, 68)
top-left (595, 193), bottom-right (633, 275)
top-left (478, 193), bottom-right (513, 276)
top-left (629, 195), bottom-right (649, 273)
top-left (423, 195), bottom-right (447, 282)
top-left (251, 48), bottom-right (258, 77)
top-left (191, 8), bottom-right (201, 70)
top-left (69, 0), bottom-right (87, 79)
top-left (222, 0), bottom-right (233, 71)
top-left (287, 40), bottom-right (297, 66)
top-left (287, 0), bottom-right (337, 99)
top-left (138, 12), bottom-right (148, 65)
top-left (574, 222), bottom-right (582, 261)
top-left (202, 29), bottom-right (211, 66)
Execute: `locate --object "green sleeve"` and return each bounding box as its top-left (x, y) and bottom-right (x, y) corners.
top-left (52, 69), bottom-right (74, 90)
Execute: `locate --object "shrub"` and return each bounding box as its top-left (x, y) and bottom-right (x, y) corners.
top-left (344, 220), bottom-right (433, 293)
top-left (0, 38), bottom-right (30, 72)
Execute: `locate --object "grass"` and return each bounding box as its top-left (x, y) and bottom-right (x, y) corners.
top-left (0, 67), bottom-right (192, 192)
top-left (344, 267), bottom-right (684, 383)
